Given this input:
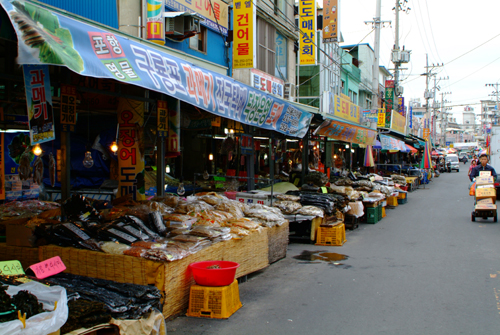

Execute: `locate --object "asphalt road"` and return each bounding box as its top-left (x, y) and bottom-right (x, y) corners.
top-left (167, 166), bottom-right (500, 335)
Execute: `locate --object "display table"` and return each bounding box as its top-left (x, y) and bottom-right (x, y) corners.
top-left (0, 243), bottom-right (40, 269)
top-left (39, 229), bottom-right (270, 319)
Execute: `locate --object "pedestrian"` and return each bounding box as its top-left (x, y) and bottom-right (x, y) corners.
top-left (468, 159), bottom-right (477, 180)
top-left (469, 153), bottom-right (497, 181)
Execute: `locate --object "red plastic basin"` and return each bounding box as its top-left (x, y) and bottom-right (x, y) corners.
top-left (189, 261), bottom-right (240, 287)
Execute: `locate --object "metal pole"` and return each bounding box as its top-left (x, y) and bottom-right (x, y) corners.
top-left (372, 0), bottom-right (382, 108)
top-left (425, 54), bottom-right (430, 134)
top-left (61, 131), bottom-right (71, 202)
top-left (393, 0), bottom-right (400, 112)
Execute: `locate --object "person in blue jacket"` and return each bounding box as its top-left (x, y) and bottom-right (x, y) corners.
top-left (469, 153), bottom-right (497, 181)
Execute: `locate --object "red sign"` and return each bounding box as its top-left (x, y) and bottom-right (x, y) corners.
top-left (29, 256), bottom-right (66, 279)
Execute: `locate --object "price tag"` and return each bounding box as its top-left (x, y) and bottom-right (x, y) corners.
top-left (480, 171), bottom-right (492, 177)
top-left (29, 256), bottom-right (66, 279)
top-left (321, 187), bottom-right (328, 194)
top-left (0, 260), bottom-right (24, 276)
top-left (294, 178), bottom-right (300, 186)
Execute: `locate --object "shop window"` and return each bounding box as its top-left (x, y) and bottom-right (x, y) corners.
top-left (258, 17), bottom-right (276, 75)
top-left (189, 26), bottom-right (207, 53)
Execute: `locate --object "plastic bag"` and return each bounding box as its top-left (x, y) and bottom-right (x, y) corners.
top-left (272, 200), bottom-right (302, 214)
top-left (469, 181), bottom-right (476, 196)
top-left (230, 226), bottom-right (250, 236)
top-left (196, 195), bottom-right (222, 206)
top-left (216, 200), bottom-right (245, 218)
top-left (101, 242), bottom-right (131, 255)
top-left (244, 204), bottom-right (283, 216)
top-left (295, 205), bottom-right (324, 217)
top-left (150, 195), bottom-right (180, 209)
top-left (275, 194), bottom-right (300, 202)
top-left (123, 246), bottom-right (147, 257)
top-left (347, 201), bottom-right (364, 218)
top-left (189, 226), bottom-right (223, 238)
top-left (0, 281), bottom-right (68, 335)
top-left (227, 218), bottom-right (261, 230)
top-left (175, 200), bottom-right (214, 214)
top-left (172, 235), bottom-right (208, 243)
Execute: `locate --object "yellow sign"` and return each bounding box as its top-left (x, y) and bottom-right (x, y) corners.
top-left (299, 0), bottom-right (316, 65)
top-left (118, 98), bottom-right (145, 201)
top-left (322, 0), bottom-right (337, 43)
top-left (233, 0), bottom-right (255, 69)
top-left (390, 110), bottom-right (406, 134)
top-left (333, 94), bottom-right (360, 123)
top-left (423, 128), bottom-right (430, 141)
top-left (377, 109), bottom-right (385, 127)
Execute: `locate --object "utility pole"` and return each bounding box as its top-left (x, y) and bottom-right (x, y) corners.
top-left (486, 82), bottom-right (500, 125)
top-left (423, 55), bottom-right (443, 142)
top-left (440, 92), bottom-right (452, 146)
top-left (432, 76), bottom-right (449, 143)
top-left (391, 0), bottom-right (410, 112)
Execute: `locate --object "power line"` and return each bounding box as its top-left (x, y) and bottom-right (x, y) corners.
top-left (445, 32), bottom-right (500, 66)
top-left (448, 55), bottom-right (500, 87)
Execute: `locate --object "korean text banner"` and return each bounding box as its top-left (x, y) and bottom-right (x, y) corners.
top-left (314, 119), bottom-right (377, 146)
top-left (166, 0), bottom-right (228, 35)
top-left (390, 110), bottom-right (406, 134)
top-left (22, 65), bottom-right (55, 145)
top-left (322, 0), bottom-right (337, 43)
top-left (333, 94), bottom-right (360, 123)
top-left (299, 0), bottom-right (316, 65)
top-left (233, 0), bottom-right (255, 69)
top-left (379, 134), bottom-right (407, 152)
top-left (2, 0), bottom-right (312, 138)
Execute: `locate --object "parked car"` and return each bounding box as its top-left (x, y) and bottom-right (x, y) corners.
top-left (445, 154), bottom-right (460, 172)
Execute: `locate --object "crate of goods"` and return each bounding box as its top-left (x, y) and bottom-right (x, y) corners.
top-left (344, 215), bottom-right (359, 230)
top-left (398, 197), bottom-right (408, 205)
top-left (364, 207), bottom-right (379, 224)
top-left (387, 196), bottom-right (398, 207)
top-left (377, 204), bottom-right (383, 219)
top-left (381, 206), bottom-right (386, 218)
top-left (397, 192), bottom-right (406, 200)
top-left (187, 280), bottom-right (242, 319)
top-left (475, 187), bottom-right (496, 202)
top-left (315, 223), bottom-right (346, 246)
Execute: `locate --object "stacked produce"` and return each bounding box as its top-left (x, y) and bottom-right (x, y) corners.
top-left (271, 194), bottom-right (325, 218)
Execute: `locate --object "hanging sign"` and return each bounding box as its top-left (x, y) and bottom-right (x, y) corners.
top-left (377, 108), bottom-right (385, 127)
top-left (2, 0), bottom-right (312, 138)
top-left (166, 0), bottom-right (228, 35)
top-left (322, 0), bottom-right (337, 43)
top-left (22, 65), bottom-right (55, 145)
top-left (29, 256), bottom-right (66, 279)
top-left (409, 106), bottom-right (413, 128)
top-left (60, 84), bottom-right (77, 132)
top-left (314, 119), bottom-right (377, 145)
top-left (157, 100), bottom-right (168, 137)
top-left (117, 98), bottom-right (145, 201)
top-left (299, 0), bottom-right (316, 65)
top-left (146, 0), bottom-right (165, 45)
top-left (251, 69), bottom-right (284, 98)
top-left (390, 110), bottom-right (406, 134)
top-left (233, 0), bottom-right (255, 69)
top-left (398, 97), bottom-right (405, 116)
top-left (423, 128), bottom-right (430, 141)
top-left (379, 134), bottom-right (407, 152)
top-left (241, 134), bottom-right (253, 155)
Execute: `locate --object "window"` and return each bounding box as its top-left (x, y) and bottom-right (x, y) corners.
top-left (341, 80), bottom-right (345, 94)
top-left (189, 26), bottom-right (207, 53)
top-left (257, 17), bottom-right (276, 75)
top-left (275, 32), bottom-right (287, 80)
top-left (352, 92), bottom-right (357, 105)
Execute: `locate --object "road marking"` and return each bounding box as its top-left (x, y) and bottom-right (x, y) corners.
top-left (491, 274), bottom-right (497, 278)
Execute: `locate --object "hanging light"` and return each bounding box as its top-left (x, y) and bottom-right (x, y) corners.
top-left (110, 141), bottom-right (118, 153)
top-left (32, 144), bottom-right (42, 156)
top-left (313, 145), bottom-right (317, 150)
top-left (351, 149), bottom-right (355, 153)
top-left (83, 151), bottom-right (94, 168)
top-left (177, 183), bottom-right (185, 195)
top-left (334, 155), bottom-right (337, 159)
top-left (264, 153), bottom-right (268, 160)
top-left (165, 165), bottom-right (171, 173)
top-left (224, 128), bottom-right (229, 134)
top-left (345, 144), bottom-right (350, 149)
top-left (230, 129), bottom-right (234, 134)
top-left (209, 154), bottom-right (214, 161)
top-left (339, 148), bottom-right (342, 151)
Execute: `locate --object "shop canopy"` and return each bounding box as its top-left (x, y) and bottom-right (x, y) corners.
top-left (314, 116), bottom-right (377, 145)
top-left (379, 134), bottom-right (408, 152)
top-left (0, 0), bottom-right (313, 138)
top-left (405, 144), bottom-right (418, 153)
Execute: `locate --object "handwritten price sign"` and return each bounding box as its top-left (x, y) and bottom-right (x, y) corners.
top-left (29, 256), bottom-right (66, 279)
top-left (0, 260), bottom-right (24, 276)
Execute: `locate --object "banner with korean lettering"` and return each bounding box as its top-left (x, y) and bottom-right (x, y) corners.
top-left (409, 106), bottom-right (412, 128)
top-left (398, 96), bottom-right (405, 116)
top-left (390, 110), bottom-right (406, 134)
top-left (166, 0), bottom-right (228, 35)
top-left (333, 94), bottom-right (360, 123)
top-left (118, 98), bottom-right (145, 201)
top-left (146, 0), bottom-right (164, 45)
top-left (2, 0), bottom-right (312, 138)
top-left (379, 134), bottom-right (407, 152)
top-left (384, 80), bottom-right (394, 128)
top-left (22, 65), bottom-right (55, 145)
top-left (299, 0), bottom-right (316, 65)
top-left (314, 119), bottom-right (377, 146)
top-left (157, 100), bottom-right (168, 137)
top-left (60, 84), bottom-right (77, 132)
top-left (233, 0), bottom-right (255, 69)
top-left (322, 0), bottom-right (337, 43)
top-left (251, 69), bottom-right (284, 98)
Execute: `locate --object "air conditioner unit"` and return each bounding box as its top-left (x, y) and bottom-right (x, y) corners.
top-left (165, 16), bottom-right (184, 36)
top-left (184, 16), bottom-right (200, 33)
top-left (165, 13), bottom-right (201, 36)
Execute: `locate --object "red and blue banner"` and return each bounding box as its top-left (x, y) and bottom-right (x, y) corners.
top-left (1, 0), bottom-right (312, 138)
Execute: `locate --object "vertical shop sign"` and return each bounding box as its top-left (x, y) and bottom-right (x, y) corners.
top-left (117, 98), bottom-right (145, 201)
top-left (423, 128), bottom-right (430, 141)
top-left (377, 108), bottom-right (385, 127)
top-left (299, 0), bottom-right (316, 65)
top-left (322, 0), bottom-right (337, 43)
top-left (157, 100), bottom-right (168, 137)
top-left (60, 84), bottom-right (77, 132)
top-left (167, 106), bottom-right (181, 156)
top-left (23, 65), bottom-right (55, 145)
top-left (384, 80), bottom-right (394, 128)
top-left (146, 0), bottom-right (165, 45)
top-left (409, 106), bottom-right (413, 128)
top-left (233, 0), bottom-right (255, 69)
top-left (241, 134), bottom-right (253, 155)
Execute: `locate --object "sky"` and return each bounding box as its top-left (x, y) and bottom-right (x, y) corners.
top-left (337, 0), bottom-right (500, 123)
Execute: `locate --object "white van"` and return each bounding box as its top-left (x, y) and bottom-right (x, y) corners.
top-left (445, 154), bottom-right (460, 172)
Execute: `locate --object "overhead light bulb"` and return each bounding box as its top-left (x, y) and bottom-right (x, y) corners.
top-left (334, 155), bottom-right (337, 159)
top-left (110, 141), bottom-right (118, 153)
top-left (345, 144), bottom-right (350, 149)
top-left (32, 144), bottom-right (42, 156)
top-left (264, 154), bottom-right (268, 160)
top-left (230, 129), bottom-right (234, 134)
top-left (313, 146), bottom-right (317, 150)
top-left (339, 148), bottom-right (342, 151)
top-left (83, 151), bottom-right (94, 168)
top-left (351, 149), bottom-right (355, 153)
top-left (209, 154), bottom-right (214, 161)
top-left (166, 165), bottom-right (170, 173)
top-left (224, 128), bottom-right (229, 134)
top-left (177, 183), bottom-right (185, 196)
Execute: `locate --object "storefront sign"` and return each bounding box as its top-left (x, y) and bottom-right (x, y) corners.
top-left (251, 69), bottom-right (284, 98)
top-left (118, 98), bottom-right (145, 201)
top-left (379, 134), bottom-right (406, 152)
top-left (423, 128), bottom-right (430, 141)
top-left (334, 94), bottom-right (360, 123)
top-left (362, 109), bottom-right (378, 123)
top-left (322, 0), bottom-right (337, 43)
top-left (157, 100), bottom-right (168, 137)
top-left (314, 119), bottom-right (377, 145)
top-left (1, 0), bottom-right (312, 138)
top-left (60, 84), bottom-right (77, 132)
top-left (390, 110), bottom-right (406, 134)
top-left (166, 0), bottom-right (228, 35)
top-left (22, 65), bottom-right (55, 145)
top-left (398, 96), bottom-right (405, 116)
top-left (377, 109), bottom-right (385, 127)
top-left (409, 106), bottom-right (413, 128)
top-left (233, 0), bottom-right (255, 69)
top-left (299, 0), bottom-right (316, 65)
top-left (146, 0), bottom-right (164, 45)
top-left (241, 134), bottom-right (253, 155)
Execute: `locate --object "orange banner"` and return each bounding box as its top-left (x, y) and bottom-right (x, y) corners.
top-left (314, 119), bottom-right (377, 145)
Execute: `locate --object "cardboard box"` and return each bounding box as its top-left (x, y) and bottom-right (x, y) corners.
top-left (476, 187), bottom-right (497, 202)
top-left (477, 198), bottom-right (494, 205)
top-left (476, 176), bottom-right (494, 185)
top-left (6, 222), bottom-right (36, 247)
top-left (475, 204), bottom-right (497, 210)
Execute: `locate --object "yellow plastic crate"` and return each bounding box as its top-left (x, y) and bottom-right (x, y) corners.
top-left (387, 196), bottom-right (398, 207)
top-left (397, 192), bottom-right (406, 200)
top-left (187, 280), bottom-right (242, 319)
top-left (382, 206), bottom-right (386, 218)
top-left (315, 223), bottom-right (346, 246)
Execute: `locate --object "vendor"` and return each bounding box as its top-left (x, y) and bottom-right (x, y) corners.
top-left (469, 154), bottom-right (497, 181)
